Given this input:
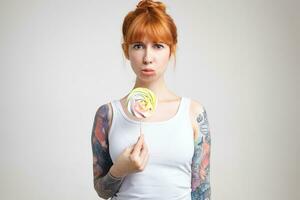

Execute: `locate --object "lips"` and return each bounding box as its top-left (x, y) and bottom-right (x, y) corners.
top-left (141, 68), bottom-right (156, 76)
top-left (142, 68), bottom-right (155, 72)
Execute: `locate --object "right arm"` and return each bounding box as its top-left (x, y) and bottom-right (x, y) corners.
top-left (91, 103), bottom-right (124, 199)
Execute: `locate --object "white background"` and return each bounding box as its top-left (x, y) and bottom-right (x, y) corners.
top-left (0, 0), bottom-right (299, 199)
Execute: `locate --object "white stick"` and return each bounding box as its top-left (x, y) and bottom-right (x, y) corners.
top-left (140, 119), bottom-right (142, 136)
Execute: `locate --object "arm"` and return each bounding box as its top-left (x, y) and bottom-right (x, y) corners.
top-left (91, 104), bottom-right (124, 199)
top-left (191, 104), bottom-right (212, 200)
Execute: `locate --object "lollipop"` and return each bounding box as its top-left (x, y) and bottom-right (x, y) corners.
top-left (126, 87), bottom-right (157, 133)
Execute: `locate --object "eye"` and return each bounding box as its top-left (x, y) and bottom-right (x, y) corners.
top-left (154, 44), bottom-right (164, 49)
top-left (132, 44), bottom-right (144, 50)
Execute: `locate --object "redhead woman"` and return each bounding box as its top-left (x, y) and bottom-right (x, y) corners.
top-left (91, 0), bottom-right (211, 199)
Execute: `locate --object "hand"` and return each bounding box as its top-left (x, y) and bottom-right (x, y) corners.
top-left (110, 134), bottom-right (149, 178)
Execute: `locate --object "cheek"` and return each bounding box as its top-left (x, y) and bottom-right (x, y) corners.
top-left (161, 48), bottom-right (171, 62)
top-left (129, 52), bottom-right (142, 64)
top-left (128, 54), bottom-right (141, 73)
top-left (160, 52), bottom-right (171, 65)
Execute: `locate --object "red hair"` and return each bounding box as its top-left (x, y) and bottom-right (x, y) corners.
top-left (121, 0), bottom-right (177, 61)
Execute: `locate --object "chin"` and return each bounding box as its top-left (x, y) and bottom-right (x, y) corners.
top-left (138, 74), bottom-right (160, 82)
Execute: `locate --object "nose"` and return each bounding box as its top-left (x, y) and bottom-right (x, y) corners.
top-left (143, 46), bottom-right (153, 65)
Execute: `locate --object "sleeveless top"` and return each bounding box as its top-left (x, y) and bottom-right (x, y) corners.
top-left (108, 97), bottom-right (194, 200)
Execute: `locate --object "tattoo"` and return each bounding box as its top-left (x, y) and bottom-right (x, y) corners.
top-left (191, 107), bottom-right (211, 200)
top-left (91, 104), bottom-right (123, 199)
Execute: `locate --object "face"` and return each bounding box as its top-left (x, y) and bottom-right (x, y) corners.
top-left (128, 37), bottom-right (171, 82)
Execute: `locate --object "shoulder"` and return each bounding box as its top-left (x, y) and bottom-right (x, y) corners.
top-left (188, 98), bottom-right (207, 136)
top-left (189, 98), bottom-right (205, 117)
top-left (94, 102), bottom-right (113, 135)
top-left (95, 102), bottom-right (112, 120)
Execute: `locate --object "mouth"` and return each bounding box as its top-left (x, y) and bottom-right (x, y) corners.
top-left (142, 68), bottom-right (155, 72)
top-left (141, 68), bottom-right (156, 76)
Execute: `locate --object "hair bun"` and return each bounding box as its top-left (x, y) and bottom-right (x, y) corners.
top-left (136, 0), bottom-right (166, 12)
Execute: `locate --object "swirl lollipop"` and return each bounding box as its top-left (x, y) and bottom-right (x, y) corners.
top-left (126, 87), bottom-right (157, 134)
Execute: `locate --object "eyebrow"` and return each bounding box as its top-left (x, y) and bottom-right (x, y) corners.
top-left (132, 41), bottom-right (143, 44)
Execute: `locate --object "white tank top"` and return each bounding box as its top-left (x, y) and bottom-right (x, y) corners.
top-left (109, 97), bottom-right (194, 200)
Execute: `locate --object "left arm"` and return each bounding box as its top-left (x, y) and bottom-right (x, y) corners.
top-left (191, 104), bottom-right (211, 200)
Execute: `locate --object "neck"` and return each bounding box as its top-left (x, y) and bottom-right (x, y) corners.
top-left (131, 76), bottom-right (174, 101)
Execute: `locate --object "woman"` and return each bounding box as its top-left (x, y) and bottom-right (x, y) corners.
top-left (91, 0), bottom-right (211, 199)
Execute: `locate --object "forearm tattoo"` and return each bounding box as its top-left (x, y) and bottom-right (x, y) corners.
top-left (91, 104), bottom-right (123, 199)
top-left (191, 107), bottom-right (211, 200)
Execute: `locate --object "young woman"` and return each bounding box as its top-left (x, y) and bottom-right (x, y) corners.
top-left (91, 0), bottom-right (211, 199)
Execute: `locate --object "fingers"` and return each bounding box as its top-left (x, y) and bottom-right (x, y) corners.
top-left (140, 143), bottom-right (149, 168)
top-left (130, 134), bottom-right (149, 170)
top-left (125, 144), bottom-right (135, 154)
top-left (133, 140), bottom-right (149, 171)
top-left (139, 140), bottom-right (148, 158)
top-left (131, 134), bottom-right (144, 157)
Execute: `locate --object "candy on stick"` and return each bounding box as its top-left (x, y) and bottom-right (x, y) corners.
top-left (126, 87), bottom-right (157, 134)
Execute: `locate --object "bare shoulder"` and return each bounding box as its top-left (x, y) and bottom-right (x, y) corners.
top-left (189, 99), bottom-right (206, 136)
top-left (190, 99), bottom-right (205, 116)
top-left (94, 102), bottom-right (113, 136)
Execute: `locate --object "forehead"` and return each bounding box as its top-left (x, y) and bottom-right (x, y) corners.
top-left (132, 37), bottom-right (162, 44)
top-left (131, 35), bottom-right (164, 43)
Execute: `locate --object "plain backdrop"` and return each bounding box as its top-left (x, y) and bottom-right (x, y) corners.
top-left (0, 0), bottom-right (299, 200)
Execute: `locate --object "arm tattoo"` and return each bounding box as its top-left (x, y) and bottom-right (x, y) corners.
top-left (91, 104), bottom-right (123, 199)
top-left (191, 107), bottom-right (211, 200)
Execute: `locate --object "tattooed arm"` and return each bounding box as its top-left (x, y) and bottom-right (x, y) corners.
top-left (190, 102), bottom-right (212, 200)
top-left (91, 104), bottom-right (124, 199)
